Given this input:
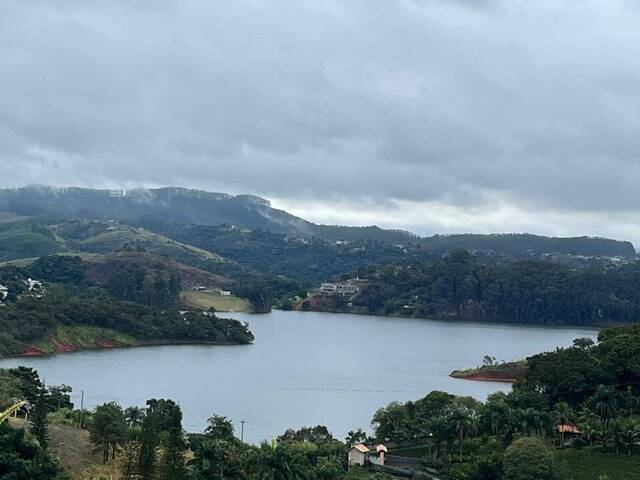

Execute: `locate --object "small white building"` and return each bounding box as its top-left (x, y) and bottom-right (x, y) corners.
top-left (319, 282), bottom-right (360, 296)
top-left (219, 290), bottom-right (232, 296)
top-left (347, 444), bottom-right (369, 466)
top-left (348, 443), bottom-right (388, 467)
top-left (25, 278), bottom-right (43, 292)
top-left (0, 284), bottom-right (8, 306)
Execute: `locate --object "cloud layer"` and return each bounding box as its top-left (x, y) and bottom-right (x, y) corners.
top-left (2, 1), bottom-right (640, 242)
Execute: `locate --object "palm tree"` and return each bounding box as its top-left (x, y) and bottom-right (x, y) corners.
top-left (580, 420), bottom-right (598, 446)
top-left (551, 401), bottom-right (574, 447)
top-left (125, 406), bottom-right (145, 427)
top-left (448, 406), bottom-right (473, 463)
top-left (252, 441), bottom-right (304, 480)
top-left (617, 418), bottom-right (640, 456)
top-left (591, 385), bottom-right (618, 429)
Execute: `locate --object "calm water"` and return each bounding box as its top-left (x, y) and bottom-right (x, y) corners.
top-left (0, 311), bottom-right (596, 443)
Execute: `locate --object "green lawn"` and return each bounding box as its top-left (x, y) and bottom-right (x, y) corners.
top-left (181, 290), bottom-right (252, 312)
top-left (557, 447), bottom-right (640, 480)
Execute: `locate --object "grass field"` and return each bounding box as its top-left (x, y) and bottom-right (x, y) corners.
top-left (181, 290), bottom-right (252, 312)
top-left (557, 447), bottom-right (640, 480)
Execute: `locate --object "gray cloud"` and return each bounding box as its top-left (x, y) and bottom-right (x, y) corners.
top-left (2, 0), bottom-right (640, 239)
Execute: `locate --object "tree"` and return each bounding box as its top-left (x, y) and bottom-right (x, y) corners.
top-left (345, 429), bottom-right (367, 447)
top-left (502, 437), bottom-right (554, 480)
top-left (0, 422), bottom-right (64, 479)
top-left (205, 414), bottom-right (235, 441)
top-left (137, 413), bottom-right (159, 480)
top-left (159, 403), bottom-right (188, 480)
top-left (125, 406), bottom-right (145, 427)
top-left (190, 437), bottom-right (244, 480)
top-left (447, 405), bottom-right (473, 462)
top-left (617, 418), bottom-right (640, 456)
top-left (90, 402), bottom-right (125, 464)
top-left (589, 385), bottom-right (618, 429)
top-left (120, 428), bottom-right (141, 480)
top-left (30, 387), bottom-right (49, 450)
top-left (249, 441), bottom-right (304, 480)
top-left (551, 401), bottom-right (574, 447)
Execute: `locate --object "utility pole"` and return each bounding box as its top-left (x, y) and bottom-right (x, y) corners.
top-left (79, 390), bottom-right (85, 429)
top-left (241, 420), bottom-right (245, 443)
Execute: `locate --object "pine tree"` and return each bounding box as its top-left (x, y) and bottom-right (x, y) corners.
top-left (31, 388), bottom-right (49, 449)
top-left (159, 404), bottom-right (188, 480)
top-left (137, 414), bottom-right (158, 480)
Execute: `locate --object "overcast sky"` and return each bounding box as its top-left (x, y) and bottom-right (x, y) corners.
top-left (2, 1), bottom-right (640, 242)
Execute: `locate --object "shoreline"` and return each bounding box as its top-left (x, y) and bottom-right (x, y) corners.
top-left (1, 339), bottom-right (253, 361)
top-left (291, 306), bottom-right (604, 331)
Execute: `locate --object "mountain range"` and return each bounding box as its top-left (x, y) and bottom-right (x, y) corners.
top-left (0, 185), bottom-right (635, 259)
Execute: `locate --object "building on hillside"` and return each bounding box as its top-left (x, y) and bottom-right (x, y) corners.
top-left (219, 290), bottom-right (232, 296)
top-left (24, 278), bottom-right (43, 292)
top-left (347, 443), bottom-right (388, 467)
top-left (319, 282), bottom-right (360, 296)
top-left (0, 284), bottom-right (8, 306)
top-left (558, 424), bottom-right (582, 445)
top-left (347, 444), bottom-right (369, 466)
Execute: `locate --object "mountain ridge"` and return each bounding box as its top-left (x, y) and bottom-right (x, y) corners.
top-left (0, 185), bottom-right (635, 257)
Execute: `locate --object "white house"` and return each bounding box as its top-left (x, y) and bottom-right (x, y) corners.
top-left (319, 282), bottom-right (360, 296)
top-left (0, 284), bottom-right (8, 306)
top-left (369, 444), bottom-right (388, 466)
top-left (347, 443), bottom-right (388, 467)
top-left (219, 290), bottom-right (232, 296)
top-left (25, 278), bottom-right (43, 292)
top-left (347, 444), bottom-right (369, 466)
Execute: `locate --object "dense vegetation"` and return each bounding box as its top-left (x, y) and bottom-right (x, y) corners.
top-left (370, 325), bottom-right (640, 478)
top-left (0, 263), bottom-right (253, 356)
top-left (0, 288), bottom-right (253, 356)
top-left (6, 324), bottom-right (640, 479)
top-left (342, 250), bottom-right (640, 325)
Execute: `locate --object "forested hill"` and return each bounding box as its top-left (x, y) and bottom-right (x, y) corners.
top-left (0, 185), bottom-right (414, 243)
top-left (330, 250), bottom-right (640, 326)
top-left (0, 186), bottom-right (634, 257)
top-left (419, 233), bottom-right (635, 258)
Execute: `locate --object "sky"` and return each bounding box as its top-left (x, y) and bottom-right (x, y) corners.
top-left (2, 0), bottom-right (640, 242)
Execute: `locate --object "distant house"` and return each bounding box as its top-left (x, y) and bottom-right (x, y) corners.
top-left (347, 444), bottom-right (369, 466)
top-left (558, 424), bottom-right (581, 435)
top-left (0, 284), bottom-right (8, 306)
top-left (558, 424), bottom-right (581, 445)
top-left (347, 443), bottom-right (388, 467)
top-left (25, 278), bottom-right (43, 292)
top-left (219, 290), bottom-right (232, 296)
top-left (319, 282), bottom-right (359, 296)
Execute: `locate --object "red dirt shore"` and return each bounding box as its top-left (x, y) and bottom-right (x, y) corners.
top-left (17, 339), bottom-right (124, 357)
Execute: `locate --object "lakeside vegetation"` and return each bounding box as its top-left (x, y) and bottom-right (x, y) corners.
top-left (5, 321), bottom-right (640, 479)
top-left (0, 262), bottom-right (254, 357)
top-left (324, 249), bottom-right (640, 326)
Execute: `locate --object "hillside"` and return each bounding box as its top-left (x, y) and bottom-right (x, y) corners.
top-left (419, 233), bottom-right (635, 258)
top-left (305, 250), bottom-right (640, 326)
top-left (82, 251), bottom-right (231, 289)
top-left (0, 186), bottom-right (634, 257)
top-left (0, 279), bottom-right (254, 357)
top-left (0, 218), bottom-right (68, 261)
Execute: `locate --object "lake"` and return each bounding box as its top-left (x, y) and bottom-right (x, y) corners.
top-left (0, 310), bottom-right (596, 443)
